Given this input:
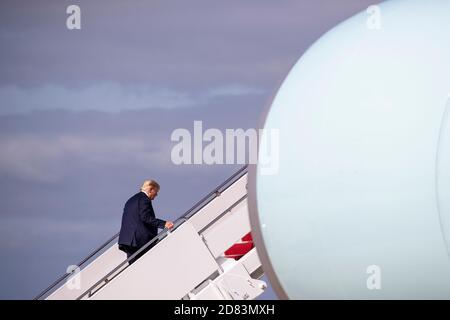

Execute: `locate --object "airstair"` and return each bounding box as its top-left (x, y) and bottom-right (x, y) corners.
top-left (35, 166), bottom-right (266, 300)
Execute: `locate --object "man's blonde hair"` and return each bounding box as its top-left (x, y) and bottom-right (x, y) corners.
top-left (141, 179), bottom-right (160, 193)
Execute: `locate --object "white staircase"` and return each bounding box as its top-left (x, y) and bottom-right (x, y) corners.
top-left (36, 166), bottom-right (266, 300)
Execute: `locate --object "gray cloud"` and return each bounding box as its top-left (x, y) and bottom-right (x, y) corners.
top-left (0, 0), bottom-right (376, 89)
top-left (0, 133), bottom-right (173, 183)
top-left (0, 82), bottom-right (264, 115)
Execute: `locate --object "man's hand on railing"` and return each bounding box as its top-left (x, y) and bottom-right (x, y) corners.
top-left (165, 221), bottom-right (174, 229)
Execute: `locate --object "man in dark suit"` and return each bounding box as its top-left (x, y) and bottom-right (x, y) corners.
top-left (118, 179), bottom-right (174, 264)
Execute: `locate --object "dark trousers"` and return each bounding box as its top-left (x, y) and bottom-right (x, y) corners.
top-left (118, 241), bottom-right (158, 265)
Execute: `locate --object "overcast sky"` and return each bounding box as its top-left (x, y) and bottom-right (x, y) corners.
top-left (0, 0), bottom-right (377, 299)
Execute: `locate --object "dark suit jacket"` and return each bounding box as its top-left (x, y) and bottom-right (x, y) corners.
top-left (118, 192), bottom-right (166, 248)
